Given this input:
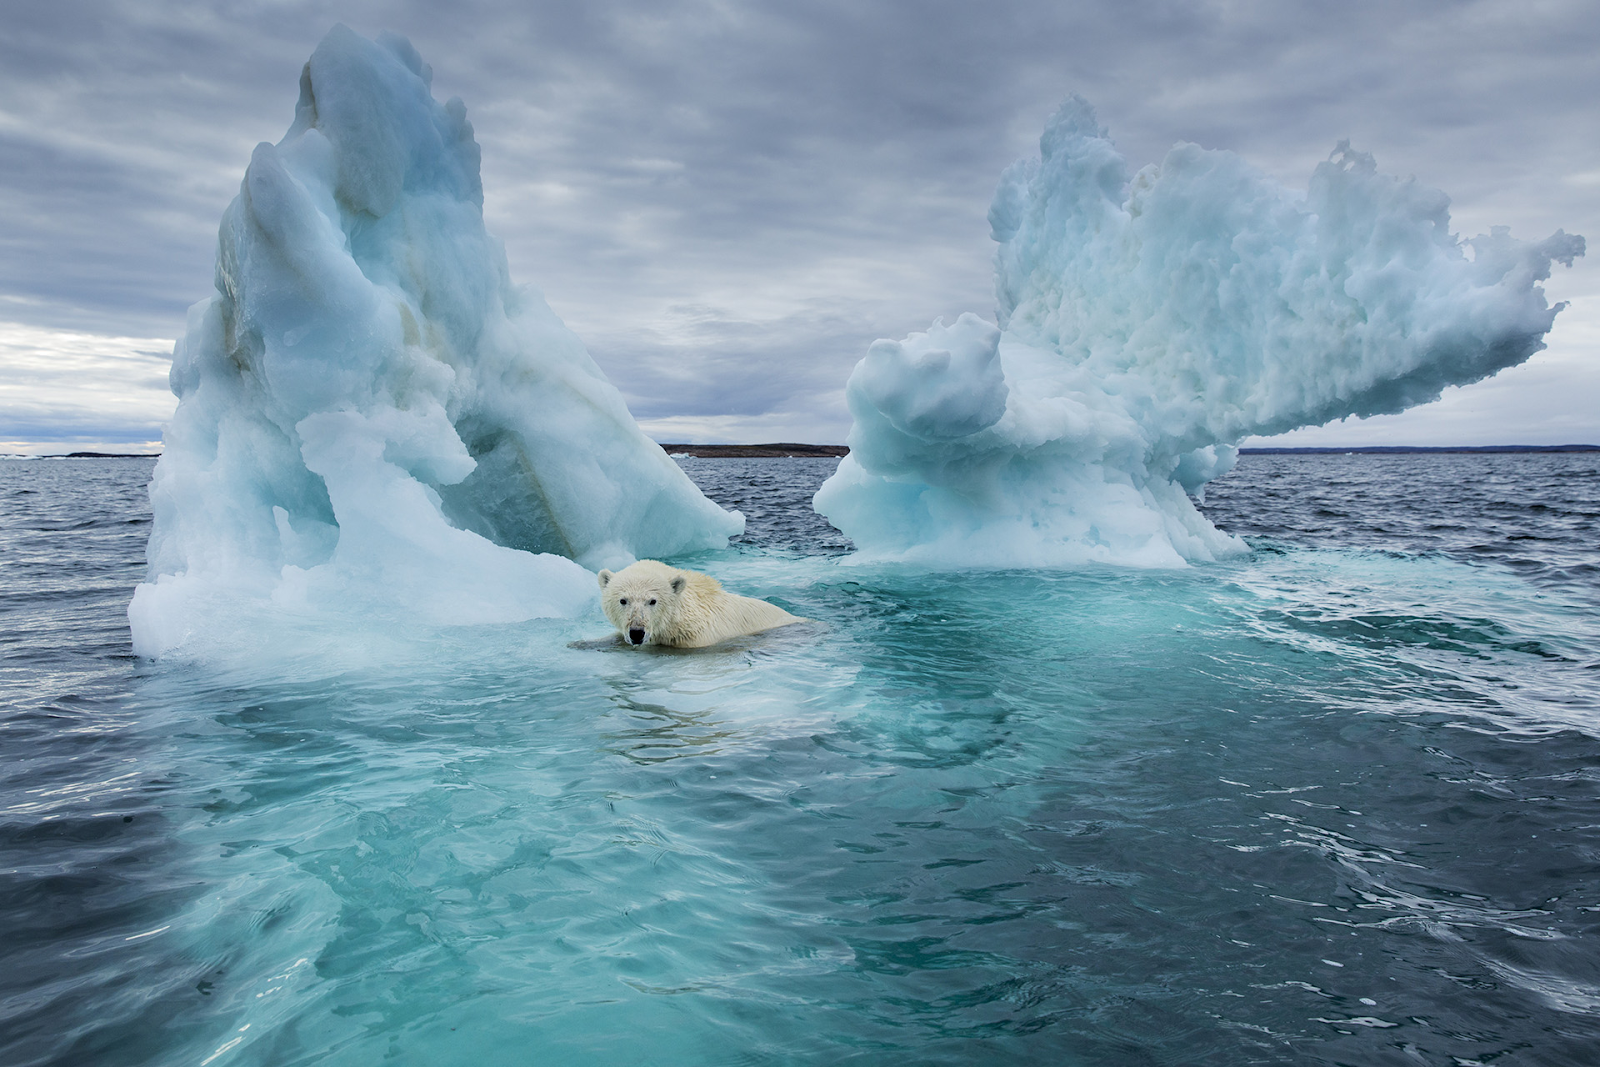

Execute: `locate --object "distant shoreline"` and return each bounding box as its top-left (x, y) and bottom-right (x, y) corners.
top-left (659, 443), bottom-right (850, 458)
top-left (662, 443), bottom-right (1600, 457)
top-left (0, 451), bottom-right (164, 459)
top-left (7, 443), bottom-right (1598, 461)
top-left (1238, 444), bottom-right (1600, 455)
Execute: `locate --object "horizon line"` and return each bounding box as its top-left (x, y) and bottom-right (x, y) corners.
top-left (5, 442), bottom-right (1599, 461)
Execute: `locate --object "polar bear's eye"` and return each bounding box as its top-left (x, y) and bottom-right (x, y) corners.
top-left (648, 598), bottom-right (657, 606)
top-left (618, 598), bottom-right (628, 606)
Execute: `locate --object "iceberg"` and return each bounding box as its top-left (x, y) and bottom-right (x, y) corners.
top-left (130, 27), bottom-right (741, 657)
top-left (816, 97), bottom-right (1584, 567)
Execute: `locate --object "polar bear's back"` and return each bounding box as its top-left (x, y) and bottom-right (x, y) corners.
top-left (669, 570), bottom-right (802, 648)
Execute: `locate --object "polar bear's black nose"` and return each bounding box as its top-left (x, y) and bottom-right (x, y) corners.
top-left (628, 628), bottom-right (646, 645)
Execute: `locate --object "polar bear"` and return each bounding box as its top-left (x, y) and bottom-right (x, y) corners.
top-left (597, 559), bottom-right (803, 647)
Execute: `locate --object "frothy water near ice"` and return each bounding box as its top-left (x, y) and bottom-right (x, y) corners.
top-left (5, 454), bottom-right (1600, 1066)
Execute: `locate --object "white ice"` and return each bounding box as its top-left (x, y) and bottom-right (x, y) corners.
top-left (816, 97), bottom-right (1584, 567)
top-left (130, 27), bottom-right (741, 657)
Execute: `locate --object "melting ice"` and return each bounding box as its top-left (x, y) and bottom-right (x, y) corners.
top-left (815, 97), bottom-right (1584, 567)
top-left (130, 27), bottom-right (741, 657)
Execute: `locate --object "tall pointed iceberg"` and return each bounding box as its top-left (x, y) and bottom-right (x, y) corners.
top-left (816, 97), bottom-right (1584, 566)
top-left (131, 27), bottom-right (741, 656)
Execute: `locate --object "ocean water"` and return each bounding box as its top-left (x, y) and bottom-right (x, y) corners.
top-left (3, 453), bottom-right (1598, 1066)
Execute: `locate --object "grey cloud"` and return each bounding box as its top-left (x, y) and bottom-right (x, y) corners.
top-left (1, 0), bottom-right (1595, 444)
top-left (586, 300), bottom-right (872, 421)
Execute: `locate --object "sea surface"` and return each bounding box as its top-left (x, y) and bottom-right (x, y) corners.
top-left (3, 453), bottom-right (1598, 1066)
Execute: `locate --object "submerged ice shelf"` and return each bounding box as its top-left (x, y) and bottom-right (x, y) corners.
top-left (816, 97), bottom-right (1584, 567)
top-left (130, 27), bottom-right (741, 657)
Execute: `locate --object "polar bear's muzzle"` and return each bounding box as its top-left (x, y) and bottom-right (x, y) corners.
top-left (628, 627), bottom-right (647, 645)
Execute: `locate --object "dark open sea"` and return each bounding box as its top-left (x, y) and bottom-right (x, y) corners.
top-left (3, 452), bottom-right (1598, 1066)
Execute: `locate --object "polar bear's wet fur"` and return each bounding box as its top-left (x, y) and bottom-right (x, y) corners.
top-left (598, 560), bottom-right (803, 647)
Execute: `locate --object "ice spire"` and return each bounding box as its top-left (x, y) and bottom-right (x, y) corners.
top-left (131, 27), bottom-right (741, 656)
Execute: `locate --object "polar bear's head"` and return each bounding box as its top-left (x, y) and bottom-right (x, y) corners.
top-left (597, 560), bottom-right (686, 645)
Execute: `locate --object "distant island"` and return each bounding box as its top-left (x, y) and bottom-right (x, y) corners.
top-left (1239, 444), bottom-right (1600, 455)
top-left (660, 443), bottom-right (1600, 458)
top-left (658, 443), bottom-right (849, 458)
top-left (6, 451), bottom-right (166, 459)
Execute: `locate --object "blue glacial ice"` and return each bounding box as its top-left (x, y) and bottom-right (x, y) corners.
top-left (129, 27), bottom-right (741, 657)
top-left (815, 97), bottom-right (1584, 567)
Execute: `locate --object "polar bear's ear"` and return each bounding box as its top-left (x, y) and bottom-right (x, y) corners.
top-left (670, 576), bottom-right (686, 594)
top-left (598, 570), bottom-right (613, 588)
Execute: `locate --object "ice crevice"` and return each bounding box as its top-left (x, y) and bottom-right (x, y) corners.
top-left (815, 96), bottom-right (1583, 567)
top-left (130, 26), bottom-right (742, 657)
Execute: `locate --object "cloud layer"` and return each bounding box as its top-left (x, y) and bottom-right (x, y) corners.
top-left (0, 324), bottom-right (174, 454)
top-left (1, 0), bottom-right (1595, 448)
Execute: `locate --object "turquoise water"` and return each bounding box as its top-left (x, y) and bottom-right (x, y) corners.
top-left (4, 454), bottom-right (1600, 1065)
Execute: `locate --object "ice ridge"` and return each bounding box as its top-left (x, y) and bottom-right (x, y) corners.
top-left (816, 96), bottom-right (1583, 567)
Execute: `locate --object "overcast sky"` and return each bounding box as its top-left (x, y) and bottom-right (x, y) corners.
top-left (2, 0), bottom-right (1596, 453)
